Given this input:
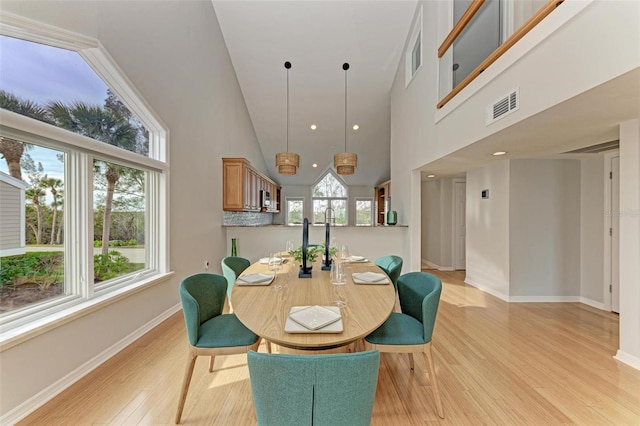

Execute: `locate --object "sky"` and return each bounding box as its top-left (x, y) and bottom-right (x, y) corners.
top-left (0, 35), bottom-right (110, 186)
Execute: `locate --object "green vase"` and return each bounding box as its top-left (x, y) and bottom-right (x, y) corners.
top-left (231, 238), bottom-right (237, 256)
top-left (386, 210), bottom-right (397, 226)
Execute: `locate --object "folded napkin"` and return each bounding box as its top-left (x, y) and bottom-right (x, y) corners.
top-left (238, 273), bottom-right (273, 283)
top-left (259, 257), bottom-right (283, 264)
top-left (348, 255), bottom-right (367, 262)
top-left (353, 272), bottom-right (387, 283)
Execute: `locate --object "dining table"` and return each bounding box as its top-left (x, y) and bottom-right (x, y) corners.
top-left (231, 254), bottom-right (396, 352)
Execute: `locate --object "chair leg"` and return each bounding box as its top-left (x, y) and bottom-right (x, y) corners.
top-left (408, 353), bottom-right (415, 370)
top-left (424, 344), bottom-right (444, 419)
top-left (266, 341), bottom-right (272, 353)
top-left (176, 354), bottom-right (198, 424)
top-left (209, 356), bottom-right (216, 372)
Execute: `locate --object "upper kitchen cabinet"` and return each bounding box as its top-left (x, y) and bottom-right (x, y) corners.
top-left (222, 158), bottom-right (281, 212)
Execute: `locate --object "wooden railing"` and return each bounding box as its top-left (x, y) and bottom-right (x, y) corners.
top-left (437, 0), bottom-right (485, 58)
top-left (437, 0), bottom-right (564, 109)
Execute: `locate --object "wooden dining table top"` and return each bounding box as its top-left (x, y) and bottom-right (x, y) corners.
top-left (231, 255), bottom-right (396, 351)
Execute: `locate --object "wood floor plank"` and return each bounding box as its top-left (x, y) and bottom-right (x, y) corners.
top-left (17, 270), bottom-right (640, 425)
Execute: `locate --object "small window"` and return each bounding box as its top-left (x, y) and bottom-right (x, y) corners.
top-left (286, 198), bottom-right (304, 225)
top-left (355, 198), bottom-right (373, 226)
top-left (405, 6), bottom-right (423, 87)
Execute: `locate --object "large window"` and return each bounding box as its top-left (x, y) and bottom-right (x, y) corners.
top-left (0, 20), bottom-right (167, 331)
top-left (312, 170), bottom-right (347, 225)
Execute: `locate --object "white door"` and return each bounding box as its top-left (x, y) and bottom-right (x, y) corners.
top-left (454, 181), bottom-right (466, 270)
top-left (611, 156), bottom-right (620, 313)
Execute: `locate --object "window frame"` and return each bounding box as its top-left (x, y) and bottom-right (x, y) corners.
top-left (0, 14), bottom-right (170, 343)
top-left (285, 197), bottom-right (304, 226)
top-left (405, 6), bottom-right (423, 88)
top-left (311, 169), bottom-right (348, 226)
top-left (354, 197), bottom-right (374, 227)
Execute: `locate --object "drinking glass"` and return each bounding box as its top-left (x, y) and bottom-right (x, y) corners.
top-left (269, 253), bottom-right (284, 291)
top-left (339, 244), bottom-right (349, 263)
top-left (330, 261), bottom-right (347, 307)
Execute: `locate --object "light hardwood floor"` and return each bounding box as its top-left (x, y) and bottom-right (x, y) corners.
top-left (19, 271), bottom-right (640, 425)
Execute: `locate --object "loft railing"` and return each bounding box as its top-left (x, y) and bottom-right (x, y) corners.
top-left (437, 0), bottom-right (564, 109)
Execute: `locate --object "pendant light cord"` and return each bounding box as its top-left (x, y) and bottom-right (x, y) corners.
top-left (287, 64), bottom-right (290, 153)
top-left (343, 62), bottom-right (349, 153)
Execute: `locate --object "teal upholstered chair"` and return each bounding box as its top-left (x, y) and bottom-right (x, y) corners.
top-left (221, 256), bottom-right (272, 354)
top-left (176, 273), bottom-right (261, 424)
top-left (374, 255), bottom-right (403, 291)
top-left (221, 256), bottom-right (250, 306)
top-left (247, 350), bottom-right (380, 426)
top-left (364, 272), bottom-right (444, 418)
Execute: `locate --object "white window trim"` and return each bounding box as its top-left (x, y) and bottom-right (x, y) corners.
top-left (0, 14), bottom-right (170, 342)
top-left (405, 5), bottom-right (423, 88)
top-left (285, 196), bottom-right (304, 226)
top-left (311, 169), bottom-right (349, 226)
top-left (355, 197), bottom-right (374, 226)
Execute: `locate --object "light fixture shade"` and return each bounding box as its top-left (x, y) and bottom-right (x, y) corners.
top-left (276, 151), bottom-right (300, 175)
top-left (334, 152), bottom-right (357, 175)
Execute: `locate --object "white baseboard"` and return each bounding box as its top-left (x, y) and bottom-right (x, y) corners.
top-left (1, 303), bottom-right (182, 426)
top-left (464, 276), bottom-right (510, 302)
top-left (614, 350), bottom-right (640, 371)
top-left (579, 297), bottom-right (605, 310)
top-left (508, 296), bottom-right (580, 303)
top-left (422, 259), bottom-right (454, 271)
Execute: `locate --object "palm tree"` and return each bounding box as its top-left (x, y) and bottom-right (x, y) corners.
top-left (47, 100), bottom-right (138, 254)
top-left (40, 176), bottom-right (63, 245)
top-left (25, 187), bottom-right (46, 244)
top-left (0, 90), bottom-right (51, 180)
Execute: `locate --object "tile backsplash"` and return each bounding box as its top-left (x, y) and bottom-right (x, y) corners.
top-left (223, 211), bottom-right (273, 226)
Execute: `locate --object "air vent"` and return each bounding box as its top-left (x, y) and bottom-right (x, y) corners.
top-left (486, 88), bottom-right (519, 125)
top-left (564, 140), bottom-right (619, 154)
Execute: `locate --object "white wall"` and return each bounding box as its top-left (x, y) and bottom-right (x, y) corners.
top-left (509, 159), bottom-right (581, 299)
top-left (580, 157), bottom-right (605, 306)
top-left (616, 119), bottom-right (640, 369)
top-left (423, 180), bottom-right (441, 266)
top-left (0, 0), bottom-right (263, 419)
top-left (465, 161), bottom-right (511, 300)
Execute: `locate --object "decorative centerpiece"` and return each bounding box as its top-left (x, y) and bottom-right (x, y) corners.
top-left (289, 245), bottom-right (322, 264)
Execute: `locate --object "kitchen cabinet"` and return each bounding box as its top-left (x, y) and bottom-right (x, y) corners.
top-left (375, 180), bottom-right (390, 225)
top-left (223, 158), bottom-right (281, 212)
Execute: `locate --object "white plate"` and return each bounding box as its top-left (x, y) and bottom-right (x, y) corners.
top-left (352, 272), bottom-right (389, 284)
top-left (347, 256), bottom-right (368, 263)
top-left (287, 305), bottom-right (342, 330)
top-left (285, 306), bottom-right (344, 333)
top-left (236, 273), bottom-right (275, 285)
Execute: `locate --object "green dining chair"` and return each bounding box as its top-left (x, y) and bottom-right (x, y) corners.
top-left (375, 255), bottom-right (403, 292)
top-left (176, 273), bottom-right (261, 424)
top-left (247, 350), bottom-right (380, 426)
top-left (222, 256), bottom-right (272, 353)
top-left (221, 256), bottom-right (251, 306)
top-left (364, 271), bottom-right (444, 418)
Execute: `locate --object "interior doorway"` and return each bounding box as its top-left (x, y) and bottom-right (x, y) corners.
top-left (610, 155), bottom-right (620, 313)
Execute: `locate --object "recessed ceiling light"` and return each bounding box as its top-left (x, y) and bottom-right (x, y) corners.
top-left (427, 174), bottom-right (435, 178)
top-left (310, 124), bottom-right (317, 130)
top-left (492, 151), bottom-right (507, 156)
top-left (352, 124), bottom-right (359, 130)
top-left (312, 163), bottom-right (318, 168)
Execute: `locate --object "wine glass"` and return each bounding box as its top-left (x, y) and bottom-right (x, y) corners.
top-left (330, 261), bottom-right (347, 307)
top-left (339, 244), bottom-right (350, 263)
top-left (269, 252), bottom-right (284, 291)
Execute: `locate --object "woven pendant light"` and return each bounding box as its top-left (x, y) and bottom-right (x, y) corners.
top-left (334, 62), bottom-right (357, 175)
top-left (276, 61), bottom-right (300, 175)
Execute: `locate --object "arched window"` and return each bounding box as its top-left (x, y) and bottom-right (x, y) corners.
top-left (312, 169), bottom-right (347, 225)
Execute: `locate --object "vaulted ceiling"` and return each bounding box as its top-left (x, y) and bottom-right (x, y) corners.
top-left (212, 1), bottom-right (417, 187)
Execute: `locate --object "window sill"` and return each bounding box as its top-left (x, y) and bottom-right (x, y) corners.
top-left (0, 271), bottom-right (175, 352)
